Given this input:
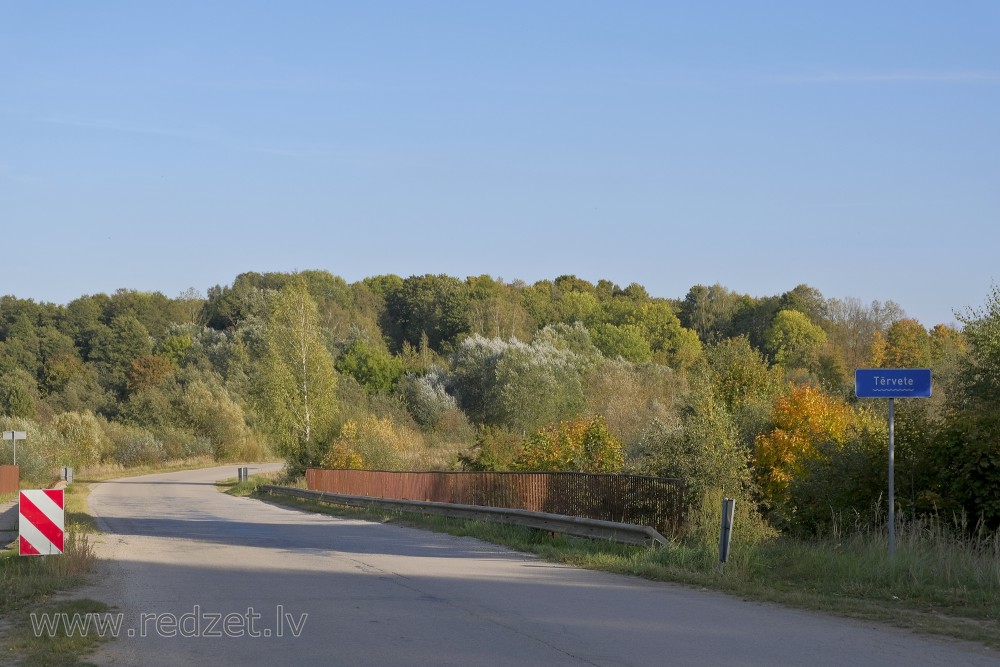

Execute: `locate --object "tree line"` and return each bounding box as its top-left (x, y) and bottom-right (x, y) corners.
top-left (1, 271), bottom-right (997, 536)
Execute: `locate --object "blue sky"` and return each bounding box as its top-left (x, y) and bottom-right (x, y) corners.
top-left (2, 2), bottom-right (997, 327)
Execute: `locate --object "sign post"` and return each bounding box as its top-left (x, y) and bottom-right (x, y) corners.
top-left (2, 431), bottom-right (27, 466)
top-left (855, 369), bottom-right (932, 557)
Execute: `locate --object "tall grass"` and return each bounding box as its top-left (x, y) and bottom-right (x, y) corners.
top-left (0, 524), bottom-right (97, 615)
top-left (816, 509), bottom-right (1000, 612)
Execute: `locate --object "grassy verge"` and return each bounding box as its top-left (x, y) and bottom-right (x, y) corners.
top-left (0, 488), bottom-right (105, 666)
top-left (1, 483), bottom-right (99, 616)
top-left (2, 459), bottom-right (280, 665)
top-left (4, 598), bottom-right (113, 667)
top-left (238, 481), bottom-right (1000, 649)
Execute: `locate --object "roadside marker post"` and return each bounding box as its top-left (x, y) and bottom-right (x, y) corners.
top-left (855, 368), bottom-right (932, 558)
top-left (19, 489), bottom-right (65, 556)
top-left (719, 497), bottom-right (735, 563)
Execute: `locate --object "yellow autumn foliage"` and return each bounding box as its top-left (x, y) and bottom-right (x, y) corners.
top-left (754, 384), bottom-right (855, 505)
top-left (513, 414), bottom-right (624, 473)
top-left (323, 443), bottom-right (366, 470)
top-left (322, 416), bottom-right (417, 470)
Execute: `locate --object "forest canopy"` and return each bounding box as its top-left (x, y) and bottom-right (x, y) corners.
top-left (1, 272), bottom-right (995, 535)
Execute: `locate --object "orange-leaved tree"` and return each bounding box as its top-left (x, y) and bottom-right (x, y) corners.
top-left (754, 384), bottom-right (855, 508)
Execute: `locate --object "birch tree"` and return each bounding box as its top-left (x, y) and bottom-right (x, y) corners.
top-left (256, 278), bottom-right (338, 473)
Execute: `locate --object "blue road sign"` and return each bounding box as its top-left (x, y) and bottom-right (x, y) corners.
top-left (855, 368), bottom-right (932, 398)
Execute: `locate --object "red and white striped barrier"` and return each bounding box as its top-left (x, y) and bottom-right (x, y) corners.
top-left (19, 489), bottom-right (65, 556)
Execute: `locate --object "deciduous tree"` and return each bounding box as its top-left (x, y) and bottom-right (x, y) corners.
top-left (254, 278), bottom-right (338, 473)
top-left (753, 384), bottom-right (855, 510)
top-left (765, 310), bottom-right (827, 370)
top-left (870, 318), bottom-right (930, 367)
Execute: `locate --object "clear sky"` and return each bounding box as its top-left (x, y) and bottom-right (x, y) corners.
top-left (2, 2), bottom-right (997, 327)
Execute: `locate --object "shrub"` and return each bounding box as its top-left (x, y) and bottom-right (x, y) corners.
top-left (460, 427), bottom-right (524, 471)
top-left (322, 443), bottom-right (365, 469)
top-left (52, 411), bottom-right (103, 467)
top-left (0, 416), bottom-right (60, 485)
top-left (177, 379), bottom-right (262, 461)
top-left (583, 359), bottom-right (685, 451)
top-left (113, 433), bottom-right (166, 467)
top-left (754, 384), bottom-right (858, 516)
top-left (461, 416), bottom-right (624, 473)
top-left (402, 367), bottom-right (457, 428)
top-left (629, 371), bottom-right (754, 508)
top-left (449, 334), bottom-right (587, 432)
top-left (683, 487), bottom-right (778, 549)
top-left (325, 416), bottom-right (417, 471)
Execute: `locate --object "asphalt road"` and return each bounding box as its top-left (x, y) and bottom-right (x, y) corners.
top-left (78, 466), bottom-right (1000, 666)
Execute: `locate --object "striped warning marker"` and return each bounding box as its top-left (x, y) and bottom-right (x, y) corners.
top-left (19, 489), bottom-right (65, 556)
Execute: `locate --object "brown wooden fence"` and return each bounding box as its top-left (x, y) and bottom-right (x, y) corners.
top-left (306, 469), bottom-right (685, 535)
top-left (0, 465), bottom-right (19, 496)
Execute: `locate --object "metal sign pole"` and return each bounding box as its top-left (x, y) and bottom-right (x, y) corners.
top-left (855, 369), bottom-right (931, 559)
top-left (888, 398), bottom-right (895, 558)
top-left (3, 431), bottom-right (27, 466)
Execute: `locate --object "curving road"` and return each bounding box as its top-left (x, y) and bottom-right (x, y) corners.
top-left (79, 466), bottom-right (1000, 666)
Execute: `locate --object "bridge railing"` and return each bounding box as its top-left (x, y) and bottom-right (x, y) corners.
top-left (305, 468), bottom-right (684, 536)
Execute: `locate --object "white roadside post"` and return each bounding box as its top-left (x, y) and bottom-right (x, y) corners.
top-left (3, 431), bottom-right (27, 466)
top-left (855, 369), bottom-right (932, 558)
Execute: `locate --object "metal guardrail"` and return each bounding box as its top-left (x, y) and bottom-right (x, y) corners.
top-left (259, 485), bottom-right (670, 547)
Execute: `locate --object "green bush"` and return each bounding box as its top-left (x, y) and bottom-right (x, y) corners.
top-left (459, 427), bottom-right (523, 471)
top-left (462, 415), bottom-right (623, 473)
top-left (402, 368), bottom-right (457, 428)
top-left (52, 411), bottom-right (104, 467)
top-left (683, 487), bottom-right (778, 550)
top-left (630, 372), bottom-right (752, 504)
top-left (113, 433), bottom-right (166, 467)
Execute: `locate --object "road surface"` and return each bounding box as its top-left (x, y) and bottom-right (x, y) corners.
top-left (77, 466), bottom-right (999, 666)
